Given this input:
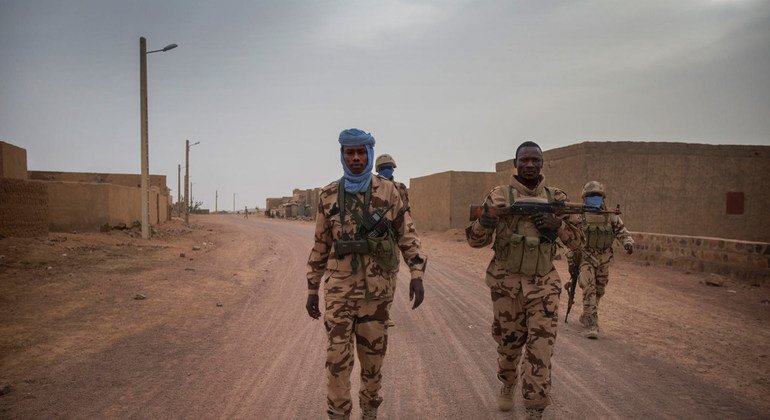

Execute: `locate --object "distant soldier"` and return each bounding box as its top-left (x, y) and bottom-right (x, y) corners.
top-left (375, 153), bottom-right (412, 328)
top-left (466, 141), bottom-right (583, 419)
top-left (375, 154), bottom-right (410, 212)
top-left (244, 206), bottom-right (249, 218)
top-left (568, 181), bottom-right (634, 339)
top-left (306, 129), bottom-right (427, 419)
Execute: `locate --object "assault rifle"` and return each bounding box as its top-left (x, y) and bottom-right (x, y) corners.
top-left (469, 197), bottom-right (621, 222)
top-left (334, 204), bottom-right (395, 258)
top-left (564, 252), bottom-right (581, 323)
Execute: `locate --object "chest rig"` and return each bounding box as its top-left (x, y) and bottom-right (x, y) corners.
top-left (333, 179), bottom-right (399, 274)
top-left (582, 212), bottom-right (614, 250)
top-left (492, 185), bottom-right (557, 277)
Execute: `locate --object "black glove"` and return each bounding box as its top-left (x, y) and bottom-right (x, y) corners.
top-left (478, 206), bottom-right (499, 229)
top-left (532, 213), bottom-right (561, 243)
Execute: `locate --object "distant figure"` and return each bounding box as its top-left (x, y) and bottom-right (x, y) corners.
top-left (567, 181), bottom-right (634, 339)
top-left (244, 206), bottom-right (249, 218)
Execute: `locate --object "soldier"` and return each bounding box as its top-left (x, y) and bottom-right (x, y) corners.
top-left (375, 154), bottom-right (410, 212)
top-left (569, 181), bottom-right (634, 339)
top-left (466, 141), bottom-right (583, 420)
top-left (306, 128), bottom-right (427, 420)
top-left (375, 153), bottom-right (411, 328)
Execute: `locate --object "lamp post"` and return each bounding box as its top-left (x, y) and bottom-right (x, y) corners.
top-left (177, 164), bottom-right (181, 217)
top-left (140, 37), bottom-right (177, 239)
top-left (184, 139), bottom-right (200, 224)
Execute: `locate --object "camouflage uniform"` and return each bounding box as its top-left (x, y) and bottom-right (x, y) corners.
top-left (572, 211), bottom-right (633, 329)
top-left (466, 175), bottom-right (583, 410)
top-left (307, 175), bottom-right (426, 419)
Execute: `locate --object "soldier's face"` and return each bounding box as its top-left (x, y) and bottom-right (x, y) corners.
top-left (515, 146), bottom-right (543, 182)
top-left (343, 146), bottom-right (368, 174)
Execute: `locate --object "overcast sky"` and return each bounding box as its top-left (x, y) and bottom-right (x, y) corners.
top-left (1, 0), bottom-right (768, 209)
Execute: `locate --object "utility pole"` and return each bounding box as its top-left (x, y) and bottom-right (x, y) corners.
top-left (190, 182), bottom-right (194, 211)
top-left (183, 140), bottom-right (200, 225)
top-left (139, 37), bottom-right (149, 239)
top-left (184, 140), bottom-right (190, 224)
top-left (139, 37), bottom-right (177, 239)
top-left (233, 193), bottom-right (237, 213)
top-left (177, 164), bottom-right (181, 216)
top-left (215, 190), bottom-right (218, 213)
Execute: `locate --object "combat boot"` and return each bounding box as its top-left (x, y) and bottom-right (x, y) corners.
top-left (525, 407), bottom-right (544, 420)
top-left (361, 405), bottom-right (377, 420)
top-left (584, 325), bottom-right (599, 339)
top-left (497, 383), bottom-right (514, 411)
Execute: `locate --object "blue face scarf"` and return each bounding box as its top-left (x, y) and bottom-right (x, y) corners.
top-left (338, 128), bottom-right (375, 193)
top-left (378, 167), bottom-right (394, 180)
top-left (584, 195), bottom-right (604, 208)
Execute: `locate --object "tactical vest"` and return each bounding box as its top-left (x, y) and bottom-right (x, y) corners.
top-left (492, 185), bottom-right (557, 277)
top-left (335, 179), bottom-right (399, 273)
top-left (582, 213), bottom-right (614, 250)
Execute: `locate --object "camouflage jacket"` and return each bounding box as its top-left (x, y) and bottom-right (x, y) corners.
top-left (394, 180), bottom-right (410, 212)
top-left (466, 175), bottom-right (584, 288)
top-left (574, 212), bottom-right (634, 259)
top-left (306, 175), bottom-right (427, 300)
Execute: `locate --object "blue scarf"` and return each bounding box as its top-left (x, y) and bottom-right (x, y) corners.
top-left (378, 167), bottom-right (394, 180)
top-left (338, 128), bottom-right (375, 193)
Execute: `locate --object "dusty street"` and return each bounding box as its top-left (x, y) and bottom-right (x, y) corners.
top-left (1, 214), bottom-right (768, 419)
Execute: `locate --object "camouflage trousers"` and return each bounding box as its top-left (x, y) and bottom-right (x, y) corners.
top-left (490, 270), bottom-right (560, 410)
top-left (577, 250), bottom-right (613, 327)
top-left (324, 297), bottom-right (390, 419)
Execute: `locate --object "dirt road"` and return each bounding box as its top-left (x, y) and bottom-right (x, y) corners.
top-left (1, 215), bottom-right (768, 419)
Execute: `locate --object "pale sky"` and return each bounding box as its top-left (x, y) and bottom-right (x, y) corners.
top-left (1, 0), bottom-right (768, 210)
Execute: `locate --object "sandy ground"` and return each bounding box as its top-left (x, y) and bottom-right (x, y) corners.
top-left (1, 214), bottom-right (768, 419)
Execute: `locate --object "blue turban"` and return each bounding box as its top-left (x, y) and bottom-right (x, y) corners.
top-left (338, 128), bottom-right (375, 193)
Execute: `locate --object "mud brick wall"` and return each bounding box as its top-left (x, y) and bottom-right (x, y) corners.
top-left (411, 171), bottom-right (499, 231)
top-left (0, 141), bottom-right (28, 180)
top-left (627, 232), bottom-right (770, 285)
top-left (0, 178), bottom-right (49, 237)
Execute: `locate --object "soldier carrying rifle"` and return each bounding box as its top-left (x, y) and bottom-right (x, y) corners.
top-left (566, 181), bottom-right (634, 339)
top-left (466, 141), bottom-right (584, 420)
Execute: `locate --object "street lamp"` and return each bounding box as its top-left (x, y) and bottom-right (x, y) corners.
top-left (184, 140), bottom-right (200, 224)
top-left (140, 37), bottom-right (178, 239)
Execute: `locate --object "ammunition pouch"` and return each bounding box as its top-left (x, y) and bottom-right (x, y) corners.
top-left (585, 225), bottom-right (613, 250)
top-left (334, 239), bottom-right (369, 258)
top-left (493, 233), bottom-right (556, 276)
top-left (367, 228), bottom-right (399, 272)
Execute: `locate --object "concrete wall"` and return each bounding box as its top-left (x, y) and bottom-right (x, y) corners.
top-left (0, 178), bottom-right (49, 237)
top-left (44, 181), bottom-right (167, 232)
top-left (0, 141), bottom-right (28, 180)
top-left (628, 231), bottom-right (770, 285)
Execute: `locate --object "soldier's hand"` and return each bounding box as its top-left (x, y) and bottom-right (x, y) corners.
top-left (306, 294), bottom-right (321, 319)
top-left (624, 243), bottom-right (634, 255)
top-left (533, 213), bottom-right (561, 242)
top-left (478, 205), bottom-right (499, 229)
top-left (409, 279), bottom-right (424, 309)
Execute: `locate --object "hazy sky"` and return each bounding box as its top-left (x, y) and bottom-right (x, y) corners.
top-left (1, 0), bottom-right (768, 209)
